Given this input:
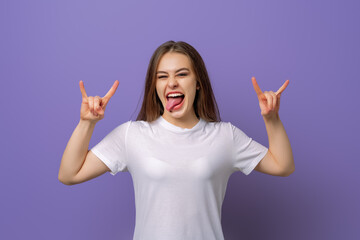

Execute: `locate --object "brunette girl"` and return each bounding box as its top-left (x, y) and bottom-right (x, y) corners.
top-left (59, 40), bottom-right (294, 240)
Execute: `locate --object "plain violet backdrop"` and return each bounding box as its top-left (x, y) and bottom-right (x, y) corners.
top-left (1, 0), bottom-right (359, 239)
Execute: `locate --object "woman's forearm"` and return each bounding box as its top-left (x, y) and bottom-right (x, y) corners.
top-left (263, 113), bottom-right (295, 175)
top-left (58, 120), bottom-right (96, 184)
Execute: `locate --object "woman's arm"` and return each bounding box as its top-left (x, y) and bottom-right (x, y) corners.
top-left (58, 120), bottom-right (96, 184)
top-left (251, 77), bottom-right (294, 176)
top-left (58, 80), bottom-right (119, 185)
top-left (257, 113), bottom-right (295, 176)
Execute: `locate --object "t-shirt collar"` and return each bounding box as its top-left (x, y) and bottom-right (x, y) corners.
top-left (157, 115), bottom-right (205, 133)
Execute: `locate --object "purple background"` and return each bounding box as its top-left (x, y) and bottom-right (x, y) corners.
top-left (1, 0), bottom-right (359, 239)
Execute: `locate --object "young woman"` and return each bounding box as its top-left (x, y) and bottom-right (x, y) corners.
top-left (59, 41), bottom-right (294, 240)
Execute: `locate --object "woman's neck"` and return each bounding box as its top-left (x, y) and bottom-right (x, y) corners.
top-left (161, 111), bottom-right (199, 129)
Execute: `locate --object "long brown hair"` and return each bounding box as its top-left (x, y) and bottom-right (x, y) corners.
top-left (136, 41), bottom-right (221, 122)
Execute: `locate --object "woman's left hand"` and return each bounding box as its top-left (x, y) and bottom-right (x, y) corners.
top-left (251, 77), bottom-right (289, 119)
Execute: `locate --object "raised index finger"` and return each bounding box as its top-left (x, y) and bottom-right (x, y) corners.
top-left (275, 80), bottom-right (289, 95)
top-left (79, 80), bottom-right (88, 98)
top-left (103, 80), bottom-right (119, 100)
top-left (251, 77), bottom-right (263, 96)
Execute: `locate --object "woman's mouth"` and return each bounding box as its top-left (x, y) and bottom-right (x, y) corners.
top-left (166, 94), bottom-right (185, 112)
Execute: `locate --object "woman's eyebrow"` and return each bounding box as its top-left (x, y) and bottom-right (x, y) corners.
top-left (156, 68), bottom-right (189, 74)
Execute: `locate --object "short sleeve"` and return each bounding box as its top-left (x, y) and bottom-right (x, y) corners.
top-left (231, 123), bottom-right (268, 175)
top-left (90, 121), bottom-right (131, 176)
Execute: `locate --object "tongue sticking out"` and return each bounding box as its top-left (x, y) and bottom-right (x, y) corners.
top-left (166, 97), bottom-right (184, 111)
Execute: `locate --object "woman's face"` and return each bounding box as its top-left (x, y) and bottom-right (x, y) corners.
top-left (155, 52), bottom-right (199, 122)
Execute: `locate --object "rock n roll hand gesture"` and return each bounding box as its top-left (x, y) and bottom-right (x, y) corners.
top-left (251, 77), bottom-right (289, 119)
top-left (79, 80), bottom-right (119, 123)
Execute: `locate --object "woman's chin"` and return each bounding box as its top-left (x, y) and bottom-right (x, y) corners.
top-left (164, 105), bottom-right (187, 118)
top-left (166, 110), bottom-right (185, 118)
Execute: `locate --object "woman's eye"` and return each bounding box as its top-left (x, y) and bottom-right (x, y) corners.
top-left (158, 73), bottom-right (187, 79)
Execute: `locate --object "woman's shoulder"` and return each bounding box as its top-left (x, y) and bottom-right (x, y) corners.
top-left (124, 119), bottom-right (143, 126)
top-left (126, 119), bottom-right (152, 129)
top-left (204, 119), bottom-right (232, 131)
top-left (206, 119), bottom-right (231, 126)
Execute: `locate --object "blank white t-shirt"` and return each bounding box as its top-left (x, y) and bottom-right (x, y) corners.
top-left (91, 115), bottom-right (268, 240)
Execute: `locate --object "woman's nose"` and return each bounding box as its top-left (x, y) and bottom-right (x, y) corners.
top-left (167, 76), bottom-right (178, 88)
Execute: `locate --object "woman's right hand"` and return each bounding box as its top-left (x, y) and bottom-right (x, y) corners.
top-left (79, 80), bottom-right (119, 123)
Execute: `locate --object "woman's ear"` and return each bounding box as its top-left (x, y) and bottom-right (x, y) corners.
top-left (196, 82), bottom-right (200, 90)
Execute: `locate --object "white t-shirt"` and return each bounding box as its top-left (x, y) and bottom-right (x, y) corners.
top-left (91, 115), bottom-right (268, 240)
